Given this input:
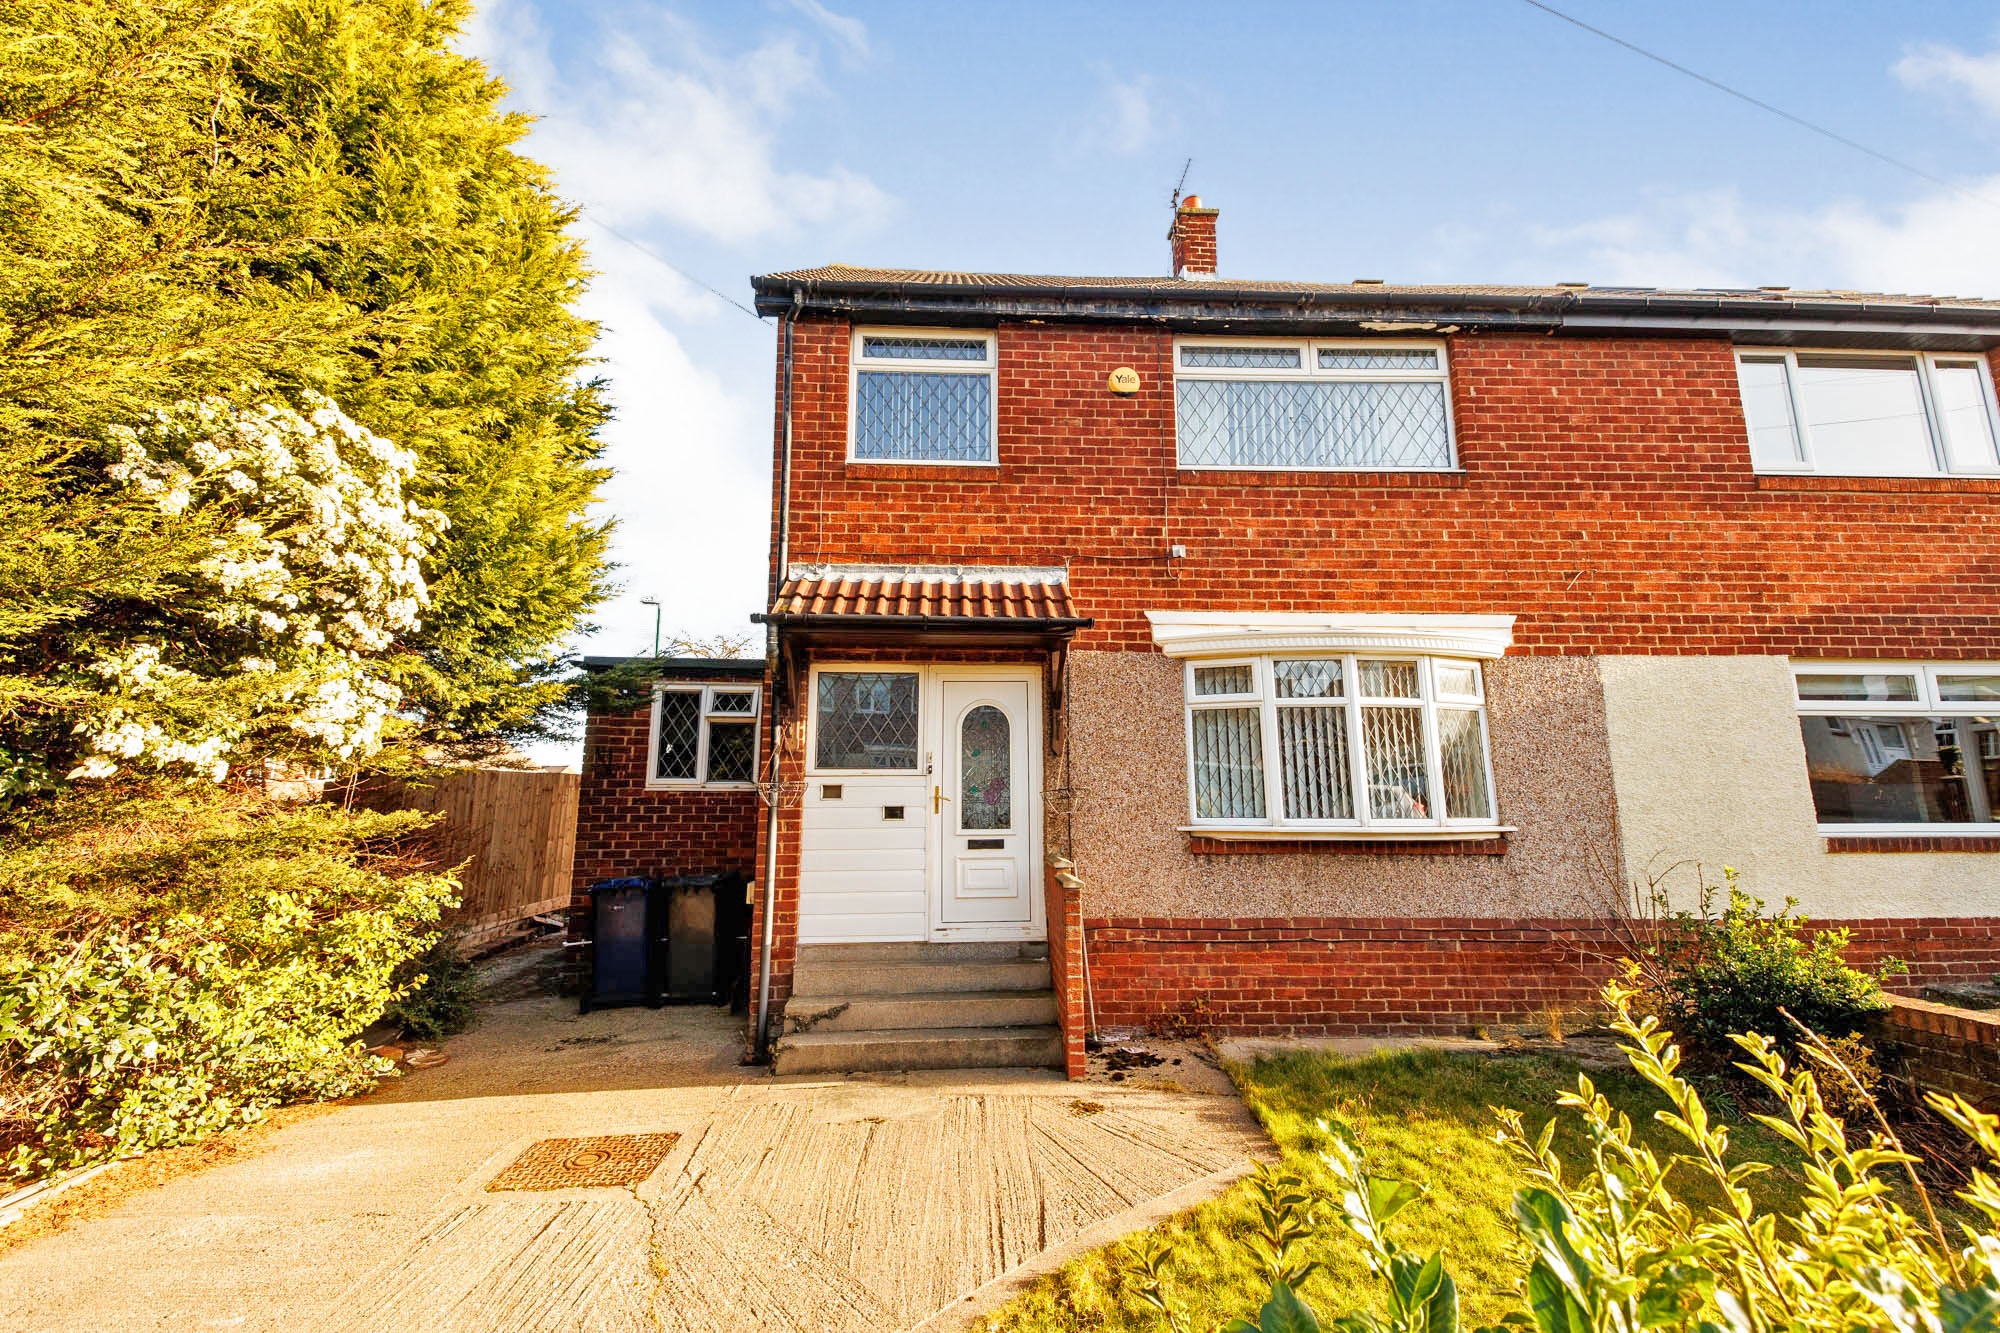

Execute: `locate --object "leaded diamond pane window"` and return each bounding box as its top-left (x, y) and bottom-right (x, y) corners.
top-left (815, 672), bottom-right (920, 770)
top-left (853, 329), bottom-right (996, 464)
top-left (1183, 655), bottom-right (1496, 832)
top-left (1181, 346), bottom-right (1302, 370)
top-left (1175, 340), bottom-right (1455, 470)
top-left (1319, 348), bottom-right (1439, 371)
top-left (650, 684), bottom-right (762, 787)
top-left (654, 691), bottom-right (700, 782)
top-left (863, 335), bottom-right (989, 361)
top-left (855, 372), bottom-right (991, 461)
top-left (1177, 379), bottom-right (1451, 468)
top-left (707, 721), bottom-right (756, 784)
top-left (1275, 659), bottom-right (1342, 698)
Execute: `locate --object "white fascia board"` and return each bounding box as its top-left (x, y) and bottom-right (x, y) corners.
top-left (1146, 611), bottom-right (1516, 660)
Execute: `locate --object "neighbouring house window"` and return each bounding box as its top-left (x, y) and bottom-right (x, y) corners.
top-left (649, 684), bottom-right (760, 788)
top-left (1737, 350), bottom-right (2000, 476)
top-left (1183, 655), bottom-right (1496, 830)
top-left (850, 329), bottom-right (996, 463)
top-left (814, 671), bottom-right (921, 770)
top-left (1793, 663), bottom-right (2000, 831)
top-left (1174, 339), bottom-right (1455, 470)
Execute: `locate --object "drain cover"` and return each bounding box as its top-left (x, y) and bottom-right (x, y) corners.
top-left (486, 1133), bottom-right (680, 1192)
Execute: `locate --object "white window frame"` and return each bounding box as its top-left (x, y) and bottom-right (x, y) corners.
top-left (1737, 349), bottom-right (2000, 477)
top-left (646, 683), bottom-right (761, 790)
top-left (1791, 660), bottom-right (2000, 837)
top-left (1181, 653), bottom-right (1503, 838)
top-left (1171, 337), bottom-right (1459, 472)
top-left (847, 327), bottom-right (999, 466)
top-left (804, 665), bottom-right (925, 775)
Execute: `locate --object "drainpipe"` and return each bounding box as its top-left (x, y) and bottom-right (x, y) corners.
top-left (755, 293), bottom-right (801, 1059)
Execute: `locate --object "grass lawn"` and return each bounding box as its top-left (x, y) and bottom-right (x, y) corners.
top-left (976, 1044), bottom-right (1821, 1333)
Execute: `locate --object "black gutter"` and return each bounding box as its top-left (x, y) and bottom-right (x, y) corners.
top-left (580, 655), bottom-right (764, 676)
top-left (749, 275), bottom-right (2000, 343)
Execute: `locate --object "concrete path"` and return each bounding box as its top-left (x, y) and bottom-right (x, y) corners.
top-left (0, 945), bottom-right (1267, 1332)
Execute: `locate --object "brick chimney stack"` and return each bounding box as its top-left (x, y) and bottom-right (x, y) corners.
top-left (1169, 194), bottom-right (1219, 279)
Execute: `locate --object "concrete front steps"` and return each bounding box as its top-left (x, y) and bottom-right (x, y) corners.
top-left (774, 941), bottom-right (1063, 1075)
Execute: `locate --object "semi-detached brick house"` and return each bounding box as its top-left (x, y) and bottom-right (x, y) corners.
top-left (576, 196), bottom-right (2000, 1077)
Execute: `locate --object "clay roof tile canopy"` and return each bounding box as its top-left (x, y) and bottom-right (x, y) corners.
top-left (768, 573), bottom-right (1084, 625)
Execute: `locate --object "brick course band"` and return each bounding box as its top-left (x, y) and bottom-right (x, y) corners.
top-left (1826, 836), bottom-right (2000, 854)
top-left (1186, 836), bottom-right (1509, 856)
top-left (1868, 995), bottom-right (2000, 1113)
top-left (1080, 915), bottom-right (2000, 1037)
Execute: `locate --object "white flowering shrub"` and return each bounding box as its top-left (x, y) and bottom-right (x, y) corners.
top-left (71, 395), bottom-right (446, 780)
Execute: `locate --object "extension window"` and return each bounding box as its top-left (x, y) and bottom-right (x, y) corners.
top-left (648, 684), bottom-right (760, 788)
top-left (1173, 339), bottom-right (1456, 470)
top-left (849, 329), bottom-right (997, 464)
top-left (1793, 663), bottom-right (2000, 833)
top-left (1737, 350), bottom-right (2000, 477)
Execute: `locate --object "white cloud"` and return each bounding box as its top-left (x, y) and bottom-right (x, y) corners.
top-left (782, 0), bottom-right (869, 66)
top-left (1488, 177), bottom-right (2000, 298)
top-left (453, 2), bottom-right (888, 763)
top-left (1085, 72), bottom-right (1160, 156)
top-left (464, 1), bottom-right (890, 243)
top-left (1895, 37), bottom-right (2000, 119)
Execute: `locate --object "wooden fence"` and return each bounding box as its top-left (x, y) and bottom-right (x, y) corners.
top-left (390, 769), bottom-right (580, 947)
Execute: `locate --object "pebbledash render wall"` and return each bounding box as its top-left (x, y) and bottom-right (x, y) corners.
top-left (750, 313), bottom-right (2000, 1036)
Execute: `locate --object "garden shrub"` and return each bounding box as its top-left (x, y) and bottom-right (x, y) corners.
top-left (381, 936), bottom-right (481, 1042)
top-left (1632, 868), bottom-right (1898, 1056)
top-left (0, 780), bottom-right (456, 1179)
top-left (1126, 981), bottom-right (2000, 1333)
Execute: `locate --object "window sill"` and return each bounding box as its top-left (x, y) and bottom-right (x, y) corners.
top-left (1177, 468), bottom-right (1468, 489)
top-left (843, 460), bottom-right (1000, 481)
top-left (1183, 825), bottom-right (1512, 855)
top-left (1822, 831), bottom-right (2000, 853)
top-left (1756, 473), bottom-right (2000, 494)
top-left (644, 782), bottom-right (759, 793)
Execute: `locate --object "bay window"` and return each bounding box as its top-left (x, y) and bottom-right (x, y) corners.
top-left (1794, 663), bottom-right (2000, 832)
top-left (1183, 654), bottom-right (1497, 833)
top-left (1736, 350), bottom-right (2000, 476)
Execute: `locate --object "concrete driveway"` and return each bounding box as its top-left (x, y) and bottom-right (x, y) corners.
top-left (0, 944), bottom-right (1267, 1332)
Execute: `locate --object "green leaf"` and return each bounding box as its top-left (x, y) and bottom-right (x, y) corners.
top-left (1525, 1262), bottom-right (1591, 1333)
top-left (1259, 1281), bottom-right (1323, 1333)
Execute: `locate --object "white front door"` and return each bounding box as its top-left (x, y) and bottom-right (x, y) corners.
top-left (934, 677), bottom-right (1038, 935)
top-left (798, 664), bottom-right (1042, 944)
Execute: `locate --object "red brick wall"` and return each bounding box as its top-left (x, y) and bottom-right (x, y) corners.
top-left (571, 705), bottom-right (759, 896)
top-left (1045, 860), bottom-right (1086, 1077)
top-left (774, 317), bottom-right (2000, 661)
top-left (1869, 995), bottom-right (2000, 1112)
top-left (1080, 916), bottom-right (2000, 1037)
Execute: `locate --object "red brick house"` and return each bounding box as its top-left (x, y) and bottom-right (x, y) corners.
top-left (578, 197), bottom-right (2000, 1075)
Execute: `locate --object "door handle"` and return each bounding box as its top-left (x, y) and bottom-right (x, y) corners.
top-left (933, 786), bottom-right (951, 813)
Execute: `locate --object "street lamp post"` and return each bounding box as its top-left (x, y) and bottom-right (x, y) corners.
top-left (639, 597), bottom-right (661, 658)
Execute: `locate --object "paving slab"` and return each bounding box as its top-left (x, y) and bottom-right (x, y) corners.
top-left (0, 944), bottom-right (1268, 1332)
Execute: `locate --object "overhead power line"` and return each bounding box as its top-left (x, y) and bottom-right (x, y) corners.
top-left (1519, 0), bottom-right (2000, 215)
top-left (579, 214), bottom-right (766, 322)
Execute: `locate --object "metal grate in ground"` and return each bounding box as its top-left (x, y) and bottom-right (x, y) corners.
top-left (486, 1133), bottom-right (679, 1192)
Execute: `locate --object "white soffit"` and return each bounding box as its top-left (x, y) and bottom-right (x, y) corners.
top-left (1146, 611), bottom-right (1516, 660)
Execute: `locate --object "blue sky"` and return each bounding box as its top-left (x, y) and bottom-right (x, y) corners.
top-left (456, 1), bottom-right (2000, 757)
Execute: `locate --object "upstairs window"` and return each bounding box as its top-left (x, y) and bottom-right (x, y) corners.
top-left (1174, 339), bottom-right (1455, 470)
top-left (1737, 350), bottom-right (2000, 476)
top-left (649, 684), bottom-right (760, 788)
top-left (1793, 663), bottom-right (2000, 833)
top-left (850, 329), bottom-right (996, 464)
